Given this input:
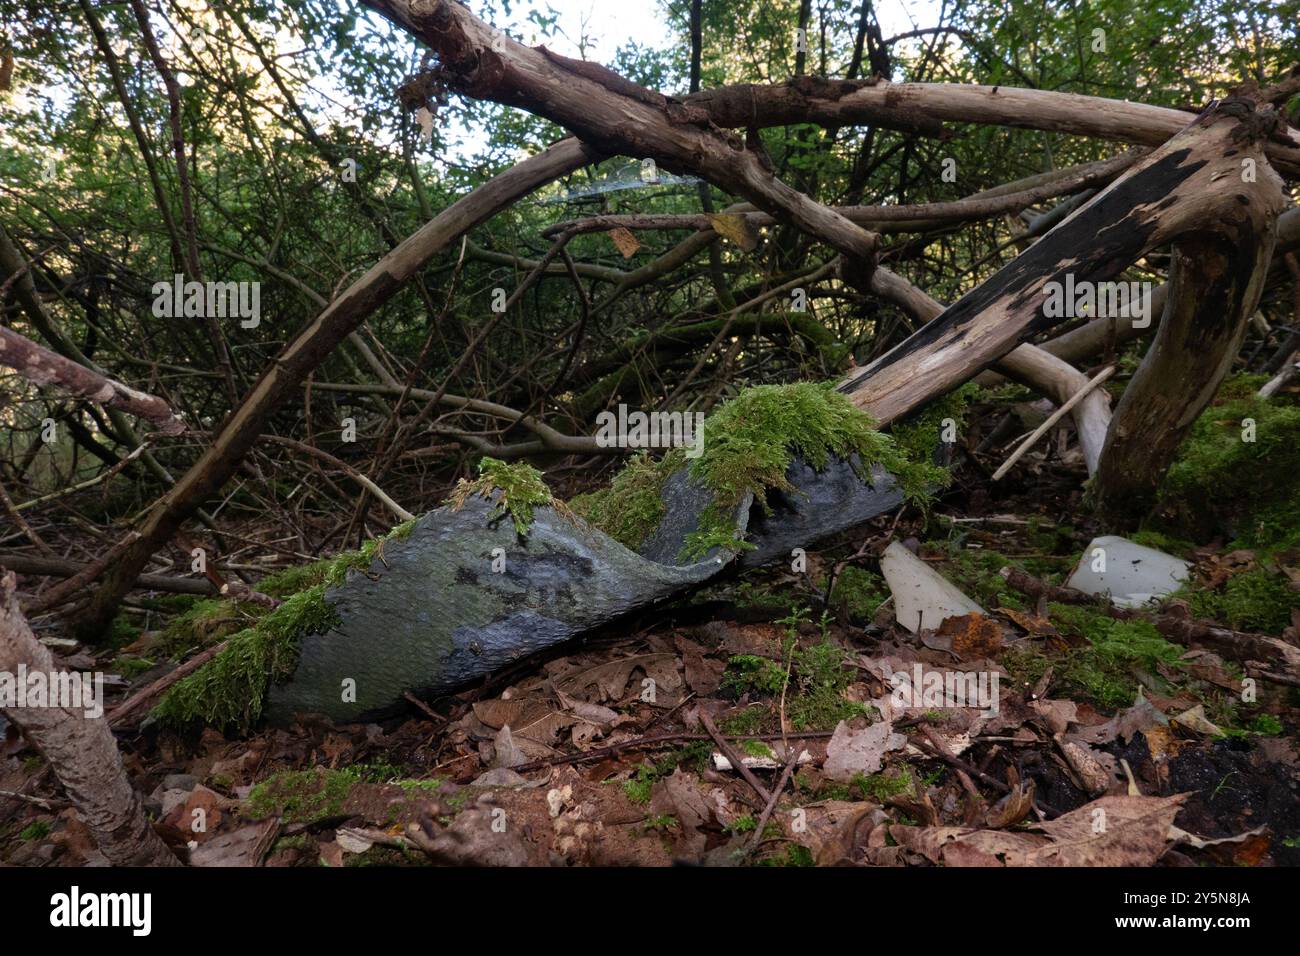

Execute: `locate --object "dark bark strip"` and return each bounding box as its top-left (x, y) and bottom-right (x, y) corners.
top-left (837, 99), bottom-right (1286, 424)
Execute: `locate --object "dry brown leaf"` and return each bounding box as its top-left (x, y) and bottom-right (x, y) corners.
top-left (940, 613), bottom-right (1004, 659)
top-left (823, 718), bottom-right (906, 782)
top-left (706, 213), bottom-right (759, 251)
top-left (608, 226), bottom-right (641, 258)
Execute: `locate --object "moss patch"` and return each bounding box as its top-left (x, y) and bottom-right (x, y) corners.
top-left (681, 382), bottom-right (933, 560)
top-left (828, 565), bottom-right (889, 622)
top-left (1048, 603), bottom-right (1185, 710)
top-left (1186, 568), bottom-right (1300, 635)
top-left (152, 584), bottom-right (341, 732)
top-left (1152, 374), bottom-right (1300, 552)
top-left (245, 765), bottom-right (399, 825)
top-left (570, 452), bottom-right (678, 550)
top-left (448, 456), bottom-right (554, 537)
top-left (149, 517), bottom-right (429, 731)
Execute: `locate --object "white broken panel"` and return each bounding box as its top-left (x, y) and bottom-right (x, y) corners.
top-left (880, 541), bottom-right (984, 633)
top-left (712, 749), bottom-right (813, 772)
top-left (1066, 535), bottom-right (1191, 609)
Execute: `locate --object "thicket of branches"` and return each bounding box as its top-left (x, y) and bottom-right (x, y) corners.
top-left (1, 0), bottom-right (1298, 591)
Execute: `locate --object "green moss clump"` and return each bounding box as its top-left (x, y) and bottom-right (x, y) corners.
top-left (448, 456), bottom-right (554, 537)
top-left (245, 765), bottom-right (397, 824)
top-left (1187, 568), bottom-right (1300, 635)
top-left (158, 598), bottom-right (252, 656)
top-left (889, 383), bottom-right (977, 486)
top-left (786, 639), bottom-right (868, 730)
top-left (829, 565), bottom-right (889, 621)
top-left (681, 382), bottom-right (932, 560)
top-left (852, 769), bottom-right (915, 801)
top-left (19, 821), bottom-right (50, 841)
top-left (570, 452), bottom-right (679, 550)
top-left (152, 584), bottom-right (341, 732)
top-left (1048, 603), bottom-right (1185, 710)
top-left (620, 743), bottom-right (712, 804)
top-left (720, 704), bottom-right (771, 735)
top-left (722, 654), bottom-right (788, 696)
top-left (1153, 375), bottom-right (1300, 551)
top-left (759, 844), bottom-right (815, 867)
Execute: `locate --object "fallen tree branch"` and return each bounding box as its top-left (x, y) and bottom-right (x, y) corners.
top-left (0, 324), bottom-right (185, 434)
top-left (992, 366), bottom-right (1114, 480)
top-left (0, 552), bottom-right (216, 596)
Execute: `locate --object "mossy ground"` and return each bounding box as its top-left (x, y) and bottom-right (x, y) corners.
top-left (826, 565), bottom-right (889, 622)
top-left (719, 608), bottom-right (868, 731)
top-left (1151, 373), bottom-right (1300, 552)
top-left (1046, 603), bottom-right (1186, 710)
top-left (244, 765), bottom-right (417, 824)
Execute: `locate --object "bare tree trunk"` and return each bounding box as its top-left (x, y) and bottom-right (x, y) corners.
top-left (0, 571), bottom-right (179, 866)
top-left (1093, 230), bottom-right (1284, 521)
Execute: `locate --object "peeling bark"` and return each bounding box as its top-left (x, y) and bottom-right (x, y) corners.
top-left (0, 572), bottom-right (179, 865)
top-left (0, 324), bottom-right (185, 434)
top-left (838, 98), bottom-right (1289, 425)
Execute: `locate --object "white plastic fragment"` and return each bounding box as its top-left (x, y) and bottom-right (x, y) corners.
top-left (712, 749), bottom-right (813, 772)
top-left (880, 541), bottom-right (984, 633)
top-left (1066, 535), bottom-right (1191, 609)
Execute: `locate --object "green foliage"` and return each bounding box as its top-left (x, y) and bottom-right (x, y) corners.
top-left (852, 769), bottom-right (915, 801)
top-left (19, 821), bottom-right (50, 841)
top-left (244, 765), bottom-right (401, 825)
top-left (759, 844), bottom-right (815, 867)
top-left (448, 457), bottom-right (554, 537)
top-left (1154, 377), bottom-right (1300, 551)
top-left (889, 383), bottom-right (978, 488)
top-left (681, 382), bottom-right (933, 560)
top-left (620, 742), bottom-right (712, 804)
top-left (927, 540), bottom-right (1029, 610)
top-left (1048, 603), bottom-right (1185, 710)
top-left (1187, 569), bottom-right (1300, 635)
top-left (569, 452), bottom-right (678, 550)
top-left (152, 584), bottom-right (341, 732)
top-left (722, 654), bottom-right (788, 696)
top-left (829, 566), bottom-right (889, 622)
top-left (719, 705), bottom-right (770, 735)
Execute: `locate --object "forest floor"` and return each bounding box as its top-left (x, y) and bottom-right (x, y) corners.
top-left (3, 383), bottom-right (1299, 867)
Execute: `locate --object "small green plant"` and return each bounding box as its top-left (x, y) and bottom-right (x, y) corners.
top-left (852, 769), bottom-right (914, 801)
top-left (1186, 568), bottom-right (1300, 635)
top-left (760, 844), bottom-right (815, 867)
top-left (19, 821), bottom-right (51, 841)
top-left (245, 765), bottom-right (400, 824)
top-left (722, 654), bottom-right (788, 696)
top-left (727, 814), bottom-right (757, 834)
top-left (828, 565), bottom-right (889, 621)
